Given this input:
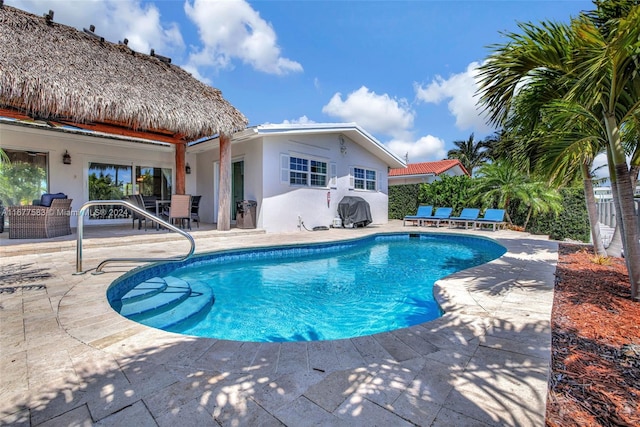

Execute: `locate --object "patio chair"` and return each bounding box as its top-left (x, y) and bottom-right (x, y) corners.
top-left (474, 209), bottom-right (506, 231)
top-left (125, 195), bottom-right (153, 231)
top-left (140, 195), bottom-right (159, 215)
top-left (191, 195), bottom-right (202, 228)
top-left (421, 207), bottom-right (453, 227)
top-left (448, 208), bottom-right (480, 229)
top-left (167, 194), bottom-right (192, 230)
top-left (403, 205), bottom-right (433, 226)
top-left (7, 198), bottom-right (73, 239)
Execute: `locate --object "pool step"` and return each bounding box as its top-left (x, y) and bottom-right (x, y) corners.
top-left (118, 276), bottom-right (214, 330)
top-left (120, 276), bottom-right (191, 319)
top-left (120, 277), bottom-right (168, 303)
top-left (143, 280), bottom-right (214, 330)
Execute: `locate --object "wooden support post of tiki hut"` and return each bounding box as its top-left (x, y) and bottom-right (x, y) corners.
top-left (217, 133), bottom-right (232, 231)
top-left (175, 142), bottom-right (186, 195)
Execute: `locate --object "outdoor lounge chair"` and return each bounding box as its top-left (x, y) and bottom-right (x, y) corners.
top-left (474, 208), bottom-right (506, 231)
top-left (448, 208), bottom-right (480, 229)
top-left (421, 207), bottom-right (453, 227)
top-left (403, 205), bottom-right (433, 226)
top-left (7, 198), bottom-right (73, 239)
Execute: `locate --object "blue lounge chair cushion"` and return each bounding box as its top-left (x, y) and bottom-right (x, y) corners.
top-left (426, 207), bottom-right (453, 219)
top-left (404, 205), bottom-right (433, 220)
top-left (449, 208), bottom-right (480, 221)
top-left (476, 209), bottom-right (505, 223)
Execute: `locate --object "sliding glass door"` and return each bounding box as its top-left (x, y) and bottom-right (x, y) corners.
top-left (0, 149), bottom-right (48, 207)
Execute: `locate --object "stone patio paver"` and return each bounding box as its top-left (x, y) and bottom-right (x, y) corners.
top-left (0, 221), bottom-right (557, 426)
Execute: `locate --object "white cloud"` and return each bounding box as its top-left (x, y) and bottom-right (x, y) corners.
top-left (386, 135), bottom-right (446, 163)
top-left (184, 0), bottom-right (302, 75)
top-left (322, 86), bottom-right (414, 139)
top-left (415, 61), bottom-right (492, 134)
top-left (10, 0), bottom-right (185, 55)
top-left (322, 86), bottom-right (449, 162)
top-left (279, 116), bottom-right (316, 125)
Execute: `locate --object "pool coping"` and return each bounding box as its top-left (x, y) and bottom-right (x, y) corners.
top-left (0, 222), bottom-right (558, 426)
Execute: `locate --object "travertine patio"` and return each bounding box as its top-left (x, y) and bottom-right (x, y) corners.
top-left (0, 221), bottom-right (557, 426)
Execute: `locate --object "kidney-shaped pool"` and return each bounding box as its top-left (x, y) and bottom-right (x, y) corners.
top-left (107, 233), bottom-right (506, 342)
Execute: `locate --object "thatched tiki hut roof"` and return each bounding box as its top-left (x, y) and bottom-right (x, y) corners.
top-left (0, 3), bottom-right (248, 194)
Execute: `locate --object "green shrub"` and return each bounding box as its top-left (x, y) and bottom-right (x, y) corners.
top-left (519, 187), bottom-right (590, 241)
top-left (388, 184), bottom-right (420, 219)
top-left (418, 175), bottom-right (473, 215)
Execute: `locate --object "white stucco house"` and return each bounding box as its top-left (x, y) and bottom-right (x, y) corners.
top-left (1, 119), bottom-right (406, 233)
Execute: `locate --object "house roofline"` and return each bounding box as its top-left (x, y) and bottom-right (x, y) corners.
top-left (232, 123), bottom-right (406, 168)
top-left (389, 173), bottom-right (436, 179)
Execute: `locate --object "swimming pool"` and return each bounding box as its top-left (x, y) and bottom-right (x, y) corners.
top-left (107, 233), bottom-right (506, 342)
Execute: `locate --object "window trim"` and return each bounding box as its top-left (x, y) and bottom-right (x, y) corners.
top-left (281, 153), bottom-right (329, 188)
top-left (350, 166), bottom-right (378, 192)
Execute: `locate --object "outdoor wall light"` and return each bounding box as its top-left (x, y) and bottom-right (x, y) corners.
top-left (62, 150), bottom-right (71, 165)
top-left (185, 163), bottom-right (191, 174)
top-left (339, 136), bottom-right (347, 156)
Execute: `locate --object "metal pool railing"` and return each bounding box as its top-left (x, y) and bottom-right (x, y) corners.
top-left (75, 200), bottom-right (195, 275)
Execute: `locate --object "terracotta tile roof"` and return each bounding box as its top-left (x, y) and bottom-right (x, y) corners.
top-left (389, 159), bottom-right (469, 177)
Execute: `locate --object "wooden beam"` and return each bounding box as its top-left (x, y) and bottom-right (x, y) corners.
top-left (0, 107), bottom-right (185, 144)
top-left (57, 121), bottom-right (184, 144)
top-left (217, 133), bottom-right (231, 231)
top-left (0, 108), bottom-right (32, 121)
top-left (175, 142), bottom-right (186, 195)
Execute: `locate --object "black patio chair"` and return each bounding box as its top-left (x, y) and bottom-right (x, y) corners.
top-left (191, 195), bottom-right (202, 228)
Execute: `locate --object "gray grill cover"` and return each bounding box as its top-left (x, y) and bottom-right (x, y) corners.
top-left (337, 196), bottom-right (372, 228)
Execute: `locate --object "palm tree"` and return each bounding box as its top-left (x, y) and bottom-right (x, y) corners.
top-left (569, 11), bottom-right (640, 278)
top-left (487, 63), bottom-right (612, 257)
top-left (519, 180), bottom-right (563, 230)
top-left (476, 6), bottom-right (640, 299)
top-left (537, 99), bottom-right (612, 256)
top-left (0, 148), bottom-right (9, 164)
top-left (470, 160), bottom-right (561, 226)
top-left (446, 133), bottom-right (490, 175)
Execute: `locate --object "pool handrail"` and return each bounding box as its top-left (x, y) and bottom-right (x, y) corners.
top-left (75, 200), bottom-right (195, 275)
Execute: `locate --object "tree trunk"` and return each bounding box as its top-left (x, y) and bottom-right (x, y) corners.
top-left (604, 112), bottom-right (640, 300)
top-left (582, 164), bottom-right (608, 257)
top-left (608, 222), bottom-right (624, 258)
top-left (503, 197), bottom-right (513, 225)
top-left (606, 148), bottom-right (624, 257)
top-left (216, 134), bottom-right (232, 231)
top-left (523, 206), bottom-right (533, 231)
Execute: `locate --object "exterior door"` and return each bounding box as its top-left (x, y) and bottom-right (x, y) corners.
top-left (231, 160), bottom-right (244, 220)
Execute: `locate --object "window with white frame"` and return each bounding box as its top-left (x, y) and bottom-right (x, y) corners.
top-left (352, 167), bottom-right (377, 191)
top-left (281, 154), bottom-right (330, 188)
top-left (289, 156), bottom-right (308, 185)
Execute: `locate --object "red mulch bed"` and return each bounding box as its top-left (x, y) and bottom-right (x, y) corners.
top-left (546, 244), bottom-right (640, 427)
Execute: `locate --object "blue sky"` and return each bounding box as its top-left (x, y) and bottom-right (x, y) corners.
top-left (10, 0), bottom-right (594, 163)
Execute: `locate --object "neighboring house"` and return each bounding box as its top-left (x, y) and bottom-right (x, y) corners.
top-left (388, 159), bottom-right (469, 186)
top-left (1, 119), bottom-right (405, 233)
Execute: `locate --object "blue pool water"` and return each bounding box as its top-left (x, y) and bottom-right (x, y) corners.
top-left (107, 233), bottom-right (506, 342)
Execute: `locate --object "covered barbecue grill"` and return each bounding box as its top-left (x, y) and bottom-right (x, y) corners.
top-left (337, 196), bottom-right (372, 228)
